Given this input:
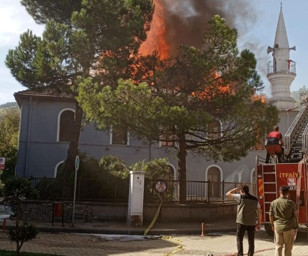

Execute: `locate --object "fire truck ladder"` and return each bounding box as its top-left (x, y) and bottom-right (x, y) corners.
top-left (284, 104), bottom-right (308, 162)
top-left (261, 164), bottom-right (278, 222)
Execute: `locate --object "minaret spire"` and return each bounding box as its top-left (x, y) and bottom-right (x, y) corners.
top-left (274, 4), bottom-right (289, 49)
top-left (266, 5), bottom-right (297, 110)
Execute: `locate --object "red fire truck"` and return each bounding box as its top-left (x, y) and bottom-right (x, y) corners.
top-left (257, 157), bottom-right (308, 234)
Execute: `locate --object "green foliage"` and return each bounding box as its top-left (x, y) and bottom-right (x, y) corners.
top-left (291, 85), bottom-right (308, 105)
top-left (132, 158), bottom-right (174, 202)
top-left (78, 15), bottom-right (279, 163)
top-left (0, 109), bottom-right (20, 184)
top-left (0, 102), bottom-right (18, 109)
top-left (8, 0), bottom-right (154, 174)
top-left (8, 223), bottom-right (39, 254)
top-left (35, 179), bottom-right (66, 201)
top-left (0, 108), bottom-right (20, 150)
top-left (99, 156), bottom-right (130, 179)
top-left (77, 15), bottom-right (279, 202)
top-left (3, 177), bottom-right (39, 255)
top-left (21, 0), bottom-right (82, 24)
top-left (3, 177), bottom-right (39, 200)
top-left (35, 154), bottom-right (172, 202)
top-left (8, 0), bottom-right (154, 90)
top-left (36, 154), bottom-right (129, 201)
top-left (131, 158), bottom-right (172, 180)
top-left (6, 31), bottom-right (44, 89)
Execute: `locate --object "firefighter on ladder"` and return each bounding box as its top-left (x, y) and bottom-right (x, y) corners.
top-left (265, 126), bottom-right (284, 163)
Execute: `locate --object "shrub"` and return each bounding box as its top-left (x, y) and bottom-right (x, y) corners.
top-left (3, 177), bottom-right (40, 256)
top-left (8, 223), bottom-right (38, 256)
top-left (3, 177), bottom-right (39, 200)
top-left (99, 155), bottom-right (130, 179)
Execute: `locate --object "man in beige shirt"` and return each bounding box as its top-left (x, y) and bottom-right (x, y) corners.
top-left (269, 185), bottom-right (298, 256)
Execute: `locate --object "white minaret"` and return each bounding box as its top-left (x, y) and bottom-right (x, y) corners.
top-left (267, 5), bottom-right (297, 110)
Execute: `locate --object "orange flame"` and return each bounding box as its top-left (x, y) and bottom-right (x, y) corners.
top-left (192, 72), bottom-right (232, 100)
top-left (139, 0), bottom-right (170, 59)
top-left (252, 94), bottom-right (267, 103)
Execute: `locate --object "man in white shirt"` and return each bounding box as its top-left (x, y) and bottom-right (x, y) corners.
top-left (226, 185), bottom-right (262, 256)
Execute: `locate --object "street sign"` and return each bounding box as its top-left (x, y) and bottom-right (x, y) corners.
top-left (75, 155), bottom-right (80, 171)
top-left (154, 179), bottom-right (167, 193)
top-left (0, 157), bottom-right (5, 170)
top-left (72, 155), bottom-right (79, 227)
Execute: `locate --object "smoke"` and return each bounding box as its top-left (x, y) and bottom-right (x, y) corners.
top-left (157, 0), bottom-right (257, 55)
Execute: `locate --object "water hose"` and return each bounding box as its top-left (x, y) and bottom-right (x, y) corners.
top-left (144, 193), bottom-right (162, 236)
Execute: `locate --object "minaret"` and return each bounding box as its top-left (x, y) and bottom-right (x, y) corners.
top-left (267, 5), bottom-right (297, 110)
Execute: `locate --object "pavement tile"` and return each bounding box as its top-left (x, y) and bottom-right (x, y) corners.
top-left (1, 219), bottom-right (308, 255)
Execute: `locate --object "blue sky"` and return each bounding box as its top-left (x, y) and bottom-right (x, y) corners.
top-left (1, 0), bottom-right (307, 104)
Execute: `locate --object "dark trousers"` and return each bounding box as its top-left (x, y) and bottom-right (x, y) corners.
top-left (265, 145), bottom-right (284, 163)
top-left (236, 223), bottom-right (255, 256)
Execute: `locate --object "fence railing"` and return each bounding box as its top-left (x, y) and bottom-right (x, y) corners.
top-left (144, 179), bottom-right (257, 203)
top-left (29, 177), bottom-right (129, 202)
top-left (29, 177), bottom-right (256, 204)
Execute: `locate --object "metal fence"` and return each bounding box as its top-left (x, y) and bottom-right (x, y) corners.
top-left (29, 177), bottom-right (256, 203)
top-left (29, 177), bottom-right (129, 202)
top-left (144, 179), bottom-right (257, 203)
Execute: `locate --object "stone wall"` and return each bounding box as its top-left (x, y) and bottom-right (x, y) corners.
top-left (20, 200), bottom-right (236, 223)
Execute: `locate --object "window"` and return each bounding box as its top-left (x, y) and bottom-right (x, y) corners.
top-left (54, 161), bottom-right (64, 178)
top-left (251, 169), bottom-right (257, 196)
top-left (207, 120), bottom-right (221, 140)
top-left (58, 109), bottom-right (74, 142)
top-left (160, 129), bottom-right (176, 147)
top-left (207, 166), bottom-right (222, 198)
top-left (111, 125), bottom-right (128, 145)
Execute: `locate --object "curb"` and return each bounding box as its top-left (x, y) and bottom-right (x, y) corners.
top-left (5, 223), bottom-right (236, 235)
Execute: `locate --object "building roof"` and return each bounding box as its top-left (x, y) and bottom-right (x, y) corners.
top-left (14, 86), bottom-right (75, 107)
top-left (274, 6), bottom-right (289, 49)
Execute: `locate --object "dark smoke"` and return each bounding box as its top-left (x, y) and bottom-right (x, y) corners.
top-left (160, 0), bottom-right (257, 55)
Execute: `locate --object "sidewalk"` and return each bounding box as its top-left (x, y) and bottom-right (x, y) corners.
top-left (1, 226), bottom-right (308, 256)
top-left (4, 218), bottom-right (237, 235)
top-left (1, 219), bottom-right (308, 256)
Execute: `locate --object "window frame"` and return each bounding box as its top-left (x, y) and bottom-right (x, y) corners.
top-left (57, 108), bottom-right (75, 142)
top-left (110, 125), bottom-right (130, 145)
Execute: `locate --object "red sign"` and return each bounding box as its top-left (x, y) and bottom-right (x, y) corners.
top-left (0, 157), bottom-right (5, 170)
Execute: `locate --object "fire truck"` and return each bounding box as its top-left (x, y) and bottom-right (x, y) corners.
top-left (256, 159), bottom-right (307, 234)
top-left (257, 106), bottom-right (308, 234)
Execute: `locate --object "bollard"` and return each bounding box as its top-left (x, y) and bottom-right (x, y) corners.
top-left (201, 222), bottom-right (205, 236)
top-left (2, 219), bottom-right (6, 231)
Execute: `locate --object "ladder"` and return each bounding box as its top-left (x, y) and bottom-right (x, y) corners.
top-left (262, 164), bottom-right (278, 222)
top-left (285, 104), bottom-right (308, 162)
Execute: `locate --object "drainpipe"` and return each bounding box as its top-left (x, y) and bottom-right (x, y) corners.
top-left (25, 96), bottom-right (32, 177)
top-left (148, 140), bottom-right (152, 161)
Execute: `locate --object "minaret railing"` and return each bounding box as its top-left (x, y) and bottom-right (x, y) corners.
top-left (266, 61), bottom-right (296, 75)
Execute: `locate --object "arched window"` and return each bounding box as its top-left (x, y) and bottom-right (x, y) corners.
top-left (207, 120), bottom-right (221, 140)
top-left (111, 125), bottom-right (128, 145)
top-left (251, 168), bottom-right (257, 196)
top-left (168, 164), bottom-right (176, 180)
top-left (207, 166), bottom-right (222, 198)
top-left (160, 128), bottom-right (176, 147)
top-left (54, 161), bottom-right (64, 178)
top-left (58, 109), bottom-right (74, 142)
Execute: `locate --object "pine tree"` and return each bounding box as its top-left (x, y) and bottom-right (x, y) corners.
top-left (6, 0), bottom-right (154, 174)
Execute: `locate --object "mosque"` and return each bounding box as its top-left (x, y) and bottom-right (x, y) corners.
top-left (13, 6), bottom-right (304, 199)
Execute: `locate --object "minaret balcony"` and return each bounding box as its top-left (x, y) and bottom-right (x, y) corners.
top-left (266, 61), bottom-right (296, 75)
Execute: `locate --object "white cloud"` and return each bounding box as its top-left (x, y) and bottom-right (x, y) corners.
top-left (0, 1), bottom-right (44, 104)
top-left (0, 0), bottom-right (44, 47)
